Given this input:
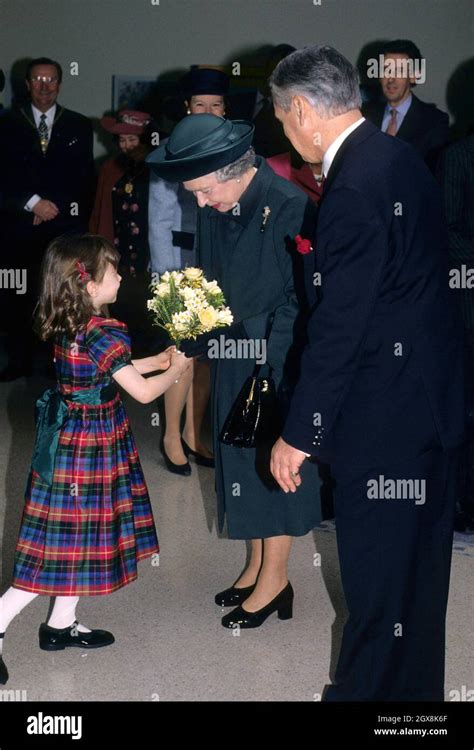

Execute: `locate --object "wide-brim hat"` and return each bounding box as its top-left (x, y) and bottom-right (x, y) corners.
top-left (146, 114), bottom-right (254, 182)
top-left (100, 110), bottom-right (151, 135)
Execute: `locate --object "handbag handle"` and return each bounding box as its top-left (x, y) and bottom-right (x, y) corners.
top-left (250, 312), bottom-right (275, 379)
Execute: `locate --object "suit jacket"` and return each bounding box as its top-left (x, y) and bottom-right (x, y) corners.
top-left (438, 134), bottom-right (474, 330)
top-left (282, 120), bottom-right (465, 474)
top-left (0, 102), bottom-right (94, 238)
top-left (363, 94), bottom-right (450, 171)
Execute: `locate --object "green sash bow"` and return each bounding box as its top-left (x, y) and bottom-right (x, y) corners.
top-left (31, 384), bottom-right (117, 486)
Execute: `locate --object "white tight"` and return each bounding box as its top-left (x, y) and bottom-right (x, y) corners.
top-left (0, 588), bottom-right (90, 634)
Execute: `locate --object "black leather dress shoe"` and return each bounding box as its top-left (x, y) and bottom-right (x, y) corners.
top-left (181, 438), bottom-right (215, 468)
top-left (39, 621), bottom-right (115, 651)
top-left (160, 438), bottom-right (191, 476)
top-left (0, 634), bottom-right (8, 685)
top-left (221, 582), bottom-right (294, 629)
top-left (215, 583), bottom-right (256, 607)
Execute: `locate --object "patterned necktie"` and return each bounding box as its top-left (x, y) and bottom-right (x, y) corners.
top-left (386, 108), bottom-right (398, 136)
top-left (38, 113), bottom-right (49, 154)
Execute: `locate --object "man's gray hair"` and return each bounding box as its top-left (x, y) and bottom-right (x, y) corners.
top-left (215, 147), bottom-right (256, 182)
top-left (269, 45), bottom-right (362, 118)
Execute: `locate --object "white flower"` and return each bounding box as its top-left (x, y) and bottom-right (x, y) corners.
top-left (202, 279), bottom-right (221, 294)
top-left (156, 282), bottom-right (171, 297)
top-left (215, 307), bottom-right (234, 326)
top-left (160, 271), bottom-right (171, 282)
top-left (172, 310), bottom-right (193, 333)
top-left (170, 271), bottom-right (184, 285)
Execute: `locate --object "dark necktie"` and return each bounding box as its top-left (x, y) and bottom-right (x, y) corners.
top-left (38, 113), bottom-right (49, 154)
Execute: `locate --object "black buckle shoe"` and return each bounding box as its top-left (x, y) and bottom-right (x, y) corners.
top-left (215, 583), bottom-right (256, 607)
top-left (221, 582), bottom-right (294, 629)
top-left (39, 621), bottom-right (115, 650)
top-left (0, 634), bottom-right (8, 685)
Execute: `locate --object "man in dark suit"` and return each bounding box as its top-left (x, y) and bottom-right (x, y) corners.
top-left (0, 57), bottom-right (94, 379)
top-left (439, 133), bottom-right (474, 533)
top-left (362, 39), bottom-right (450, 171)
top-left (270, 46), bottom-right (465, 701)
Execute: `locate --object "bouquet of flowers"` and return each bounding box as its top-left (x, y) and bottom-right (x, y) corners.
top-left (147, 267), bottom-right (234, 347)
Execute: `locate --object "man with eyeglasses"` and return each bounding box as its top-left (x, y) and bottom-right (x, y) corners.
top-left (0, 57), bottom-right (94, 380)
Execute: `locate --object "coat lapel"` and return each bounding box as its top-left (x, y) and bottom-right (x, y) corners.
top-left (395, 95), bottom-right (421, 141)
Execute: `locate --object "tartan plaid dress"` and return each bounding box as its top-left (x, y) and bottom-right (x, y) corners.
top-left (12, 315), bottom-right (159, 596)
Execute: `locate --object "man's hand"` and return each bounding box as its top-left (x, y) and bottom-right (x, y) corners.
top-left (270, 437), bottom-right (308, 493)
top-left (32, 199), bottom-right (59, 221)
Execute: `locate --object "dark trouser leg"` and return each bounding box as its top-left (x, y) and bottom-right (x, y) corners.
top-left (458, 331), bottom-right (474, 519)
top-left (324, 447), bottom-right (458, 701)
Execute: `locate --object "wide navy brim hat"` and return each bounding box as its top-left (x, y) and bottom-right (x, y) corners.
top-left (146, 114), bottom-right (255, 182)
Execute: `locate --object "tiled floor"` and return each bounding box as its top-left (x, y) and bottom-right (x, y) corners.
top-left (0, 376), bottom-right (472, 701)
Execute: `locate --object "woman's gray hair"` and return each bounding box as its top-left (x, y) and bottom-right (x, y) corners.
top-left (269, 45), bottom-right (362, 118)
top-left (215, 146), bottom-right (256, 182)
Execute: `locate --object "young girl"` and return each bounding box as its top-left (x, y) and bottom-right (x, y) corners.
top-left (0, 233), bottom-right (191, 684)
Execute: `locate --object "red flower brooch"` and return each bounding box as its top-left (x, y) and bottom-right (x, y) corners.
top-left (294, 235), bottom-right (313, 255)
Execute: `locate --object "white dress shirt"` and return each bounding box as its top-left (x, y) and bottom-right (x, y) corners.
top-left (322, 117), bottom-right (366, 178)
top-left (24, 104), bottom-right (57, 212)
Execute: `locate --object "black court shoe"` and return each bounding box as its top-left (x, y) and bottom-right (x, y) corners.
top-left (181, 438), bottom-right (215, 468)
top-left (39, 621), bottom-right (115, 650)
top-left (221, 582), bottom-right (294, 629)
top-left (0, 635), bottom-right (8, 685)
top-left (215, 583), bottom-right (256, 607)
top-left (160, 438), bottom-right (191, 476)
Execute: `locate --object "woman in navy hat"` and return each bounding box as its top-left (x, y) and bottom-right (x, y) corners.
top-left (147, 115), bottom-right (323, 628)
top-left (148, 68), bottom-right (229, 476)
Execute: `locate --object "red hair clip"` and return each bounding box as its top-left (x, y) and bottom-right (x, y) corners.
top-left (76, 260), bottom-right (91, 283)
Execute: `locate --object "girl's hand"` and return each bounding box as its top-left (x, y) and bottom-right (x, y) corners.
top-left (171, 349), bottom-right (193, 375)
top-left (155, 347), bottom-right (174, 370)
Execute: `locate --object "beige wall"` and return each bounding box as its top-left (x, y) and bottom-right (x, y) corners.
top-left (1, 0), bottom-right (472, 155)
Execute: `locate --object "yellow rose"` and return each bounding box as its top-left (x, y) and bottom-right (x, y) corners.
top-left (184, 267), bottom-right (204, 282)
top-left (198, 307), bottom-right (219, 330)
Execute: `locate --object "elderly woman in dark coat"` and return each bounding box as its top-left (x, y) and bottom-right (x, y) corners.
top-left (147, 115), bottom-right (322, 628)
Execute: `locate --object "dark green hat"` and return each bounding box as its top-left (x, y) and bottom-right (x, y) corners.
top-left (146, 114), bottom-right (254, 182)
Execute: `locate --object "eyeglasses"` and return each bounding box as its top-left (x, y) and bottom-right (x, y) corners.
top-left (29, 76), bottom-right (59, 84)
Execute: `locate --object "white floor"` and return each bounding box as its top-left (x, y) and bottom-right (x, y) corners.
top-left (0, 375), bottom-right (472, 701)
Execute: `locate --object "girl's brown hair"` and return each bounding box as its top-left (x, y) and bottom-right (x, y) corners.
top-left (35, 233), bottom-right (120, 341)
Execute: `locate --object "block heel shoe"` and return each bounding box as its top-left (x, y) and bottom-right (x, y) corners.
top-left (221, 582), bottom-right (294, 629)
top-left (215, 582), bottom-right (256, 607)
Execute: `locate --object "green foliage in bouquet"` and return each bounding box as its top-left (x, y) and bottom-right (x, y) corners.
top-left (147, 268), bottom-right (233, 347)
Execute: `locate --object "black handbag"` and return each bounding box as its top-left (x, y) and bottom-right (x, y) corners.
top-left (219, 315), bottom-right (281, 448)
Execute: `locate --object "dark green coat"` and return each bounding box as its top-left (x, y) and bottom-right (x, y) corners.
top-left (197, 157), bottom-right (322, 539)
